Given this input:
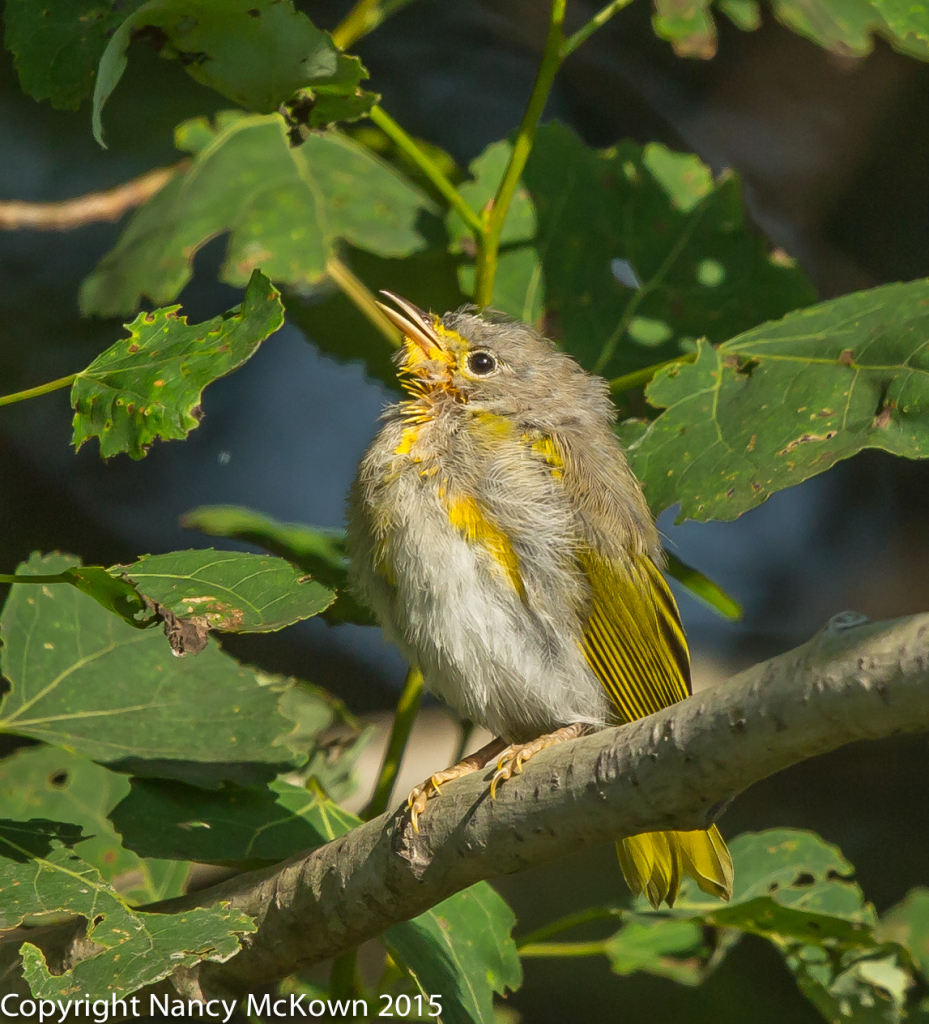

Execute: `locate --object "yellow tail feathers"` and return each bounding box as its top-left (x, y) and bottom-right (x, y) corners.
top-left (617, 825), bottom-right (733, 909)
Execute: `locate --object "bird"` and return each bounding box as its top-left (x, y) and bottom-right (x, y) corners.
top-left (346, 291), bottom-right (733, 909)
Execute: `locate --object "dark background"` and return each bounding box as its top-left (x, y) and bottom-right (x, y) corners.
top-left (1, 1), bottom-right (928, 1020)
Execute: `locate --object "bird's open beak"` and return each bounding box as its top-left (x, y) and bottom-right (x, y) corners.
top-left (377, 291), bottom-right (445, 358)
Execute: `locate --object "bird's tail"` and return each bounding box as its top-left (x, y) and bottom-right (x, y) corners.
top-left (617, 825), bottom-right (733, 909)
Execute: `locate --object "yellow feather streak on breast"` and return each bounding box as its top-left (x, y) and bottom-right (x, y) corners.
top-left (579, 551), bottom-right (691, 724)
top-left (445, 494), bottom-right (526, 600)
top-left (530, 435), bottom-right (564, 479)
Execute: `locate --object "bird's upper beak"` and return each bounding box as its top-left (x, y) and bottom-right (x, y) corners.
top-left (377, 291), bottom-right (446, 360)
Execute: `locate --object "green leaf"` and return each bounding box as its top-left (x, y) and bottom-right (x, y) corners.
top-left (384, 885), bottom-right (522, 1024)
top-left (0, 553), bottom-right (302, 787)
top-left (627, 279), bottom-right (929, 522)
top-left (786, 944), bottom-right (912, 1024)
top-left (0, 746), bottom-right (188, 903)
top-left (665, 829), bottom-right (877, 941)
top-left (80, 112), bottom-right (435, 317)
top-left (116, 549), bottom-right (335, 633)
top-left (3, 0), bottom-right (145, 110)
top-left (72, 269), bottom-right (284, 460)
top-left (92, 0), bottom-right (373, 145)
top-left (869, 0), bottom-right (929, 45)
top-left (770, 0), bottom-right (929, 59)
top-left (652, 0), bottom-right (718, 57)
top-left (518, 123), bottom-right (814, 380)
top-left (180, 505), bottom-right (375, 625)
top-left (879, 889), bottom-right (929, 980)
top-left (621, 830), bottom-right (916, 1021)
top-left (109, 777), bottom-right (360, 865)
top-left (663, 552), bottom-right (742, 620)
top-left (6, 844), bottom-right (254, 1000)
top-left (643, 0), bottom-right (929, 63)
top-left (604, 915), bottom-right (709, 985)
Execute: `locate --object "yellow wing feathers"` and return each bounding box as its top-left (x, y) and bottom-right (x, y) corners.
top-left (580, 552), bottom-right (690, 721)
top-left (579, 550), bottom-right (733, 909)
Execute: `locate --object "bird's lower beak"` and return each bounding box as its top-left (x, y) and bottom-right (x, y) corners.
top-left (377, 291), bottom-right (446, 359)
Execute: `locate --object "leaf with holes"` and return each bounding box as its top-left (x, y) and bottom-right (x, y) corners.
top-left (518, 123), bottom-right (814, 380)
top-left (627, 279), bottom-right (929, 522)
top-left (72, 269), bottom-right (283, 459)
top-left (0, 746), bottom-right (188, 903)
top-left (647, 830), bottom-right (879, 945)
top-left (0, 553), bottom-right (304, 787)
top-left (80, 112), bottom-right (435, 317)
top-left (2, 843), bottom-right (254, 1000)
top-left (92, 0), bottom-right (375, 144)
top-left (116, 549), bottom-right (334, 634)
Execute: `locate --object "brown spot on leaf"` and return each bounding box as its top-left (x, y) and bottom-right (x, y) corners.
top-left (153, 379), bottom-right (165, 387)
top-left (180, 595), bottom-right (245, 631)
top-left (873, 405), bottom-right (894, 429)
top-left (838, 349), bottom-right (855, 366)
top-left (778, 432), bottom-right (837, 455)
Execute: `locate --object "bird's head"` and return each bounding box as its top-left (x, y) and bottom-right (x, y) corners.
top-left (377, 291), bottom-right (613, 425)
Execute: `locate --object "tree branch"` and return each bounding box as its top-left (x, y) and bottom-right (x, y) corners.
top-left (0, 165), bottom-right (178, 231)
top-left (15, 611), bottom-right (929, 998)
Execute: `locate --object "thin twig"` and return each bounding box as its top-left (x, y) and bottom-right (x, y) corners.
top-left (561, 0), bottom-right (637, 58)
top-left (325, 255), bottom-right (402, 348)
top-left (473, 0), bottom-right (567, 307)
top-left (362, 667), bottom-right (424, 820)
top-left (368, 106), bottom-right (483, 236)
top-left (0, 165), bottom-right (178, 231)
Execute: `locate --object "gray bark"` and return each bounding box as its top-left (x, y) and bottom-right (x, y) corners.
top-left (186, 610), bottom-right (929, 994)
top-left (13, 611), bottom-right (929, 1001)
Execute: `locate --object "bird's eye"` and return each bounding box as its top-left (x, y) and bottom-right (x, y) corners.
top-left (466, 350), bottom-right (497, 376)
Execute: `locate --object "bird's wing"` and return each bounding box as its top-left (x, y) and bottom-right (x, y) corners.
top-left (579, 551), bottom-right (691, 722)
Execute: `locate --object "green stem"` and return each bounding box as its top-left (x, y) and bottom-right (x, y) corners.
top-left (326, 255), bottom-right (401, 348)
top-left (516, 906), bottom-right (624, 948)
top-left (0, 374), bottom-right (75, 408)
top-left (519, 940), bottom-right (609, 958)
top-left (561, 0), bottom-right (637, 57)
top-left (331, 0), bottom-right (423, 49)
top-left (473, 0), bottom-right (566, 307)
top-left (609, 352), bottom-right (696, 394)
top-left (361, 667), bottom-right (424, 820)
top-left (453, 719), bottom-right (475, 765)
top-left (368, 106), bottom-right (483, 236)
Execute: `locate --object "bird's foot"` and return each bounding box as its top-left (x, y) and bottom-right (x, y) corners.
top-left (490, 723), bottom-right (588, 799)
top-left (406, 736), bottom-right (508, 831)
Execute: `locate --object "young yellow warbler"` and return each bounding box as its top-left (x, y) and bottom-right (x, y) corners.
top-left (347, 293), bottom-right (732, 908)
